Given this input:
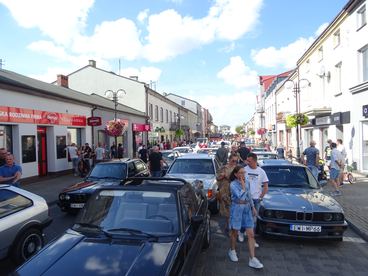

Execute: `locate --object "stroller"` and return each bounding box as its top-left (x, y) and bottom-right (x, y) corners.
top-left (317, 159), bottom-right (327, 181)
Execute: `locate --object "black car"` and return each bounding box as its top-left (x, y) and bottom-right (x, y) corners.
top-left (257, 164), bottom-right (348, 241)
top-left (58, 159), bottom-right (149, 213)
top-left (16, 178), bottom-right (210, 276)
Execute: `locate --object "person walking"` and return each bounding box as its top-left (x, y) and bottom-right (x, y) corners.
top-left (148, 146), bottom-right (164, 177)
top-left (216, 141), bottom-right (229, 166)
top-left (94, 142), bottom-right (105, 164)
top-left (138, 144), bottom-right (148, 163)
top-left (324, 139), bottom-right (332, 167)
top-left (276, 143), bottom-right (285, 159)
top-left (228, 165), bottom-right (263, 269)
top-left (216, 153), bottom-right (239, 233)
top-left (0, 154), bottom-right (22, 187)
top-left (117, 143), bottom-right (124, 158)
top-left (67, 143), bottom-right (79, 176)
top-left (330, 142), bottom-right (343, 196)
top-left (301, 140), bottom-right (320, 180)
top-left (336, 139), bottom-right (347, 186)
top-left (238, 141), bottom-right (250, 166)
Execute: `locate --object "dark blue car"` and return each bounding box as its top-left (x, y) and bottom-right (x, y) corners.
top-left (16, 178), bottom-right (210, 276)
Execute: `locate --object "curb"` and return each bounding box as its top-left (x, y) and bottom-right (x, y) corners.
top-left (346, 219), bottom-right (368, 242)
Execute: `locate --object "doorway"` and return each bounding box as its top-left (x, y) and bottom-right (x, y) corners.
top-left (37, 127), bottom-right (47, 176)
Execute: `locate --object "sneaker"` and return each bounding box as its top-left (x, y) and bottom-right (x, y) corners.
top-left (249, 257), bottom-right (264, 269)
top-left (335, 190), bottom-right (342, 196)
top-left (255, 242), bottom-right (259, 248)
top-left (228, 249), bottom-right (238, 262)
top-left (238, 232), bottom-right (244, 243)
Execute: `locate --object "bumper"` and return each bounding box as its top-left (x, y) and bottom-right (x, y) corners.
top-left (258, 217), bottom-right (348, 239)
top-left (57, 201), bottom-right (85, 212)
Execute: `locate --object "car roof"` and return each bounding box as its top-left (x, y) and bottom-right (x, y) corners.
top-left (120, 177), bottom-right (189, 191)
top-left (176, 153), bottom-right (214, 160)
top-left (96, 158), bottom-right (137, 164)
top-left (258, 159), bottom-right (291, 165)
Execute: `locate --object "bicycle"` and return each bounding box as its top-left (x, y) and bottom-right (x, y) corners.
top-left (342, 161), bottom-right (355, 184)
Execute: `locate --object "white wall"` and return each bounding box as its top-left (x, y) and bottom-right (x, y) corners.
top-left (166, 94), bottom-right (197, 114)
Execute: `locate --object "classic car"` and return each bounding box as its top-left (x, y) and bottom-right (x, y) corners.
top-left (58, 159), bottom-right (149, 213)
top-left (160, 150), bottom-right (181, 173)
top-left (257, 164), bottom-right (348, 241)
top-left (16, 178), bottom-right (210, 276)
top-left (165, 154), bottom-right (220, 214)
top-left (0, 184), bottom-right (52, 264)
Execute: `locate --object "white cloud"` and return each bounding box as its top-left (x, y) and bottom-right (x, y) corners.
top-left (137, 9), bottom-right (149, 23)
top-left (0, 0), bottom-right (94, 46)
top-left (120, 66), bottom-right (162, 84)
top-left (217, 56), bottom-right (259, 89)
top-left (28, 66), bottom-right (74, 83)
top-left (315, 22), bottom-right (329, 36)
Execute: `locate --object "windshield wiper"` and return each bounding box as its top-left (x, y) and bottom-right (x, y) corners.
top-left (105, 227), bottom-right (159, 241)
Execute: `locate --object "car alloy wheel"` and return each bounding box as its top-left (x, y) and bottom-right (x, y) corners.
top-left (12, 228), bottom-right (44, 264)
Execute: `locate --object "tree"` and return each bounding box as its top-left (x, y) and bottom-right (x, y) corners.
top-left (175, 128), bottom-right (184, 138)
top-left (286, 113), bottom-right (309, 128)
top-left (235, 125), bottom-right (245, 135)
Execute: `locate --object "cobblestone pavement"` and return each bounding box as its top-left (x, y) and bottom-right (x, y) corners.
top-left (193, 215), bottom-right (368, 276)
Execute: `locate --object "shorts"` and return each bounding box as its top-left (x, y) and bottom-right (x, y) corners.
top-left (229, 203), bottom-right (254, 230)
top-left (330, 168), bottom-right (340, 180)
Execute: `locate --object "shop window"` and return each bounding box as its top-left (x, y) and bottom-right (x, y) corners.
top-left (0, 125), bottom-right (12, 153)
top-left (56, 136), bottom-right (67, 159)
top-left (22, 135), bottom-right (36, 163)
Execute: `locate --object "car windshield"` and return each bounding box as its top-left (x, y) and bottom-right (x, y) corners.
top-left (76, 190), bottom-right (178, 236)
top-left (263, 166), bottom-right (319, 189)
top-left (168, 158), bottom-right (215, 174)
top-left (88, 163), bottom-right (127, 179)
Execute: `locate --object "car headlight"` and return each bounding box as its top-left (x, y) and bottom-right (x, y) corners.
top-left (65, 194), bottom-right (70, 200)
top-left (333, 213), bottom-right (344, 221)
top-left (264, 209), bottom-right (273, 218)
top-left (323, 213), bottom-right (333, 222)
top-left (59, 194), bottom-right (65, 200)
top-left (275, 210), bottom-right (284, 219)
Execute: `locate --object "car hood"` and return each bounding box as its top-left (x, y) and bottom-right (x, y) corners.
top-left (263, 188), bottom-right (343, 212)
top-left (17, 229), bottom-right (174, 276)
top-left (62, 179), bottom-right (120, 193)
top-left (166, 173), bottom-right (215, 189)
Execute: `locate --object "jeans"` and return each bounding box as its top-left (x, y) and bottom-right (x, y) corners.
top-left (151, 171), bottom-right (162, 177)
top-left (72, 157), bottom-right (79, 174)
top-left (307, 165), bottom-right (319, 180)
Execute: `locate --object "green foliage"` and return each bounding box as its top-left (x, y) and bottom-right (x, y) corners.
top-left (175, 128), bottom-right (184, 137)
top-left (286, 113), bottom-right (309, 128)
top-left (235, 125), bottom-right (245, 135)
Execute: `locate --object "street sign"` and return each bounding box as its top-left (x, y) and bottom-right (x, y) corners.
top-left (87, 116), bottom-right (102, 126)
top-left (363, 104), bottom-right (368, 118)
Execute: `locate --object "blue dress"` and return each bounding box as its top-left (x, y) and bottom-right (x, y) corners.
top-left (229, 179), bottom-right (254, 230)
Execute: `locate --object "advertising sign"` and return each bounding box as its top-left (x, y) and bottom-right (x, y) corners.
top-left (87, 117), bottom-right (102, 126)
top-left (132, 123), bottom-right (151, 132)
top-left (0, 106), bottom-right (86, 126)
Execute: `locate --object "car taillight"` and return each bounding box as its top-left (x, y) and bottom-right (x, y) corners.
top-left (207, 189), bottom-right (213, 198)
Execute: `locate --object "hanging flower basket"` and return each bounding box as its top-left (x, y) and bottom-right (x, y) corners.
top-left (257, 128), bottom-right (267, 135)
top-left (286, 113), bottom-right (309, 128)
top-left (105, 119), bottom-right (127, 136)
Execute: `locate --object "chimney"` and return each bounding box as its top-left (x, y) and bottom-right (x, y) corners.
top-left (89, 60), bottom-right (96, 67)
top-left (57, 74), bottom-right (68, 88)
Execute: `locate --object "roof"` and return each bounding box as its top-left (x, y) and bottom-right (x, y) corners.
top-left (0, 69), bottom-right (145, 117)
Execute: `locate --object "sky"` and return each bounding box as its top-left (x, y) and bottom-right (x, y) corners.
top-left (0, 0), bottom-right (348, 131)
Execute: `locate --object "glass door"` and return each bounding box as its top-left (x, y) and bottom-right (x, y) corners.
top-left (37, 127), bottom-right (47, 176)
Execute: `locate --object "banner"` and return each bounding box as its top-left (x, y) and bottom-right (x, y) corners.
top-left (0, 106), bottom-right (86, 126)
top-left (132, 123), bottom-right (151, 132)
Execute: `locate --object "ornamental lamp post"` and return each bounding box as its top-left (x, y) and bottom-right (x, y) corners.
top-left (105, 89), bottom-right (126, 148)
top-left (285, 79), bottom-right (310, 163)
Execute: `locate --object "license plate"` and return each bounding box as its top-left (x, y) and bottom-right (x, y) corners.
top-left (290, 225), bottom-right (321, 232)
top-left (70, 203), bottom-right (85, 208)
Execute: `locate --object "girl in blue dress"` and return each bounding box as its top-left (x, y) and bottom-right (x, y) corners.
top-left (228, 165), bottom-right (263, 269)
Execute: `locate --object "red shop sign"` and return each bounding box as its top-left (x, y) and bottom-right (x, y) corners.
top-left (87, 117), bottom-right (102, 126)
top-left (0, 106), bottom-right (86, 126)
top-left (132, 123), bottom-right (151, 132)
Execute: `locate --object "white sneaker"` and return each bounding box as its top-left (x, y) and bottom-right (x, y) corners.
top-left (255, 242), bottom-right (259, 248)
top-left (238, 232), bottom-right (244, 243)
top-left (228, 249), bottom-right (238, 262)
top-left (249, 257), bottom-right (263, 269)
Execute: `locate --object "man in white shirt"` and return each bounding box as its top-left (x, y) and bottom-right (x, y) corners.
top-left (95, 142), bottom-right (105, 164)
top-left (336, 139), bottom-right (347, 186)
top-left (67, 143), bottom-right (79, 176)
top-left (330, 142), bottom-right (343, 196)
top-left (238, 152), bottom-right (269, 247)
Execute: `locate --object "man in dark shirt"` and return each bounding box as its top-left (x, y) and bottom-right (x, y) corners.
top-left (238, 141), bottom-right (250, 165)
top-left (0, 148), bottom-right (7, 167)
top-left (148, 146), bottom-right (164, 177)
top-left (138, 145), bottom-right (148, 163)
top-left (215, 142), bottom-right (229, 166)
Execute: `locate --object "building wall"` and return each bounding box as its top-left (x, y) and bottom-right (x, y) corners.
top-left (166, 94), bottom-right (197, 114)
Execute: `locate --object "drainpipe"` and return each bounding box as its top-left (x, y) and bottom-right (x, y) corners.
top-left (91, 106), bottom-right (98, 147)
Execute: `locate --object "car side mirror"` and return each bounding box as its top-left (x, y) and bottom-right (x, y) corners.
top-left (191, 215), bottom-right (204, 228)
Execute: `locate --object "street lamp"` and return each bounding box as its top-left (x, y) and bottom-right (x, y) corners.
top-left (285, 79), bottom-right (310, 163)
top-left (105, 89), bottom-right (126, 147)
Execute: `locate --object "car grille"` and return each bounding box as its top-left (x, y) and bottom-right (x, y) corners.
top-left (69, 193), bottom-right (89, 203)
top-left (263, 210), bottom-right (344, 222)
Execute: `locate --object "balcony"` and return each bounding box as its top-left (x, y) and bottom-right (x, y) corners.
top-left (169, 122), bottom-right (189, 131)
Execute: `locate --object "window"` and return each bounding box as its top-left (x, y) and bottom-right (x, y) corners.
top-left (67, 128), bottom-right (81, 146)
top-left (357, 5), bottom-right (366, 30)
top-left (318, 46), bottom-right (323, 61)
top-left (155, 105), bottom-right (158, 121)
top-left (333, 29), bottom-right (340, 48)
top-left (169, 111), bottom-right (172, 123)
top-left (160, 107), bottom-right (163, 122)
top-left (149, 104), bottom-right (153, 119)
top-left (128, 162), bottom-right (136, 177)
top-left (22, 135), bottom-right (36, 163)
top-left (0, 189), bottom-right (32, 218)
top-left (174, 112), bottom-right (177, 123)
top-left (360, 45), bottom-right (368, 82)
top-left (0, 125), bottom-right (12, 153)
top-left (56, 136), bottom-right (66, 159)
top-left (165, 109), bottom-right (168, 123)
top-left (335, 62), bottom-right (342, 95)
top-left (181, 100), bottom-right (185, 106)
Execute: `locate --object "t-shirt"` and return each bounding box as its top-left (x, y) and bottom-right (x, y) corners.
top-left (95, 147), bottom-right (105, 160)
top-left (138, 148), bottom-right (148, 161)
top-left (331, 148), bottom-right (343, 170)
top-left (324, 145), bottom-right (331, 160)
top-left (303, 146), bottom-right (319, 167)
top-left (337, 144), bottom-right (347, 160)
top-left (244, 166), bottom-right (269, 200)
top-left (216, 147), bottom-right (229, 165)
top-left (148, 152), bottom-right (162, 171)
top-left (67, 146), bottom-right (78, 159)
top-left (0, 164), bottom-right (22, 178)
top-left (238, 147), bottom-right (250, 161)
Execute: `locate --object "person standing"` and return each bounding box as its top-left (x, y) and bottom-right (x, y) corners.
top-left (337, 139), bottom-right (347, 186)
top-left (228, 165), bottom-right (263, 269)
top-left (330, 142), bottom-right (343, 196)
top-left (276, 143), bottom-right (285, 159)
top-left (117, 143), bottom-right (124, 158)
top-left (82, 143), bottom-right (92, 175)
top-left (238, 152), bottom-right (269, 247)
top-left (301, 140), bottom-right (320, 180)
top-left (138, 145), bottom-right (148, 163)
top-left (110, 142), bottom-right (117, 159)
top-left (148, 146), bottom-right (164, 177)
top-left (324, 139), bottom-right (332, 167)
top-left (95, 142), bottom-right (105, 164)
top-left (216, 141), bottom-right (229, 166)
top-left (238, 141), bottom-right (250, 165)
top-left (0, 148), bottom-right (7, 167)
top-left (0, 154), bottom-right (22, 187)
top-left (67, 143), bottom-right (79, 176)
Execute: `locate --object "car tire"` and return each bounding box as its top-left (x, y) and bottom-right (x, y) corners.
top-left (202, 212), bottom-right (211, 250)
top-left (11, 228), bottom-right (44, 264)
